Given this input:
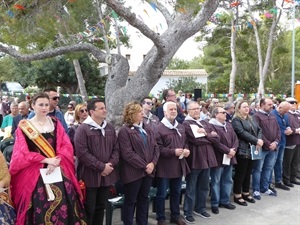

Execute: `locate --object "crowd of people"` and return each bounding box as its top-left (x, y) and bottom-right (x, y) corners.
top-left (0, 88), bottom-right (299, 225)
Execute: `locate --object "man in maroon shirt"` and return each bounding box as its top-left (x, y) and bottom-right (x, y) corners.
top-left (155, 101), bottom-right (190, 225)
top-left (252, 98), bottom-right (281, 200)
top-left (74, 99), bottom-right (119, 225)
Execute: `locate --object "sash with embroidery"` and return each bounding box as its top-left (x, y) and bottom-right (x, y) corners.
top-left (18, 119), bottom-right (55, 158)
top-left (18, 119), bottom-right (56, 201)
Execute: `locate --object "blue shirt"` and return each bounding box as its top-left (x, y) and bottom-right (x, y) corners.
top-left (271, 109), bottom-right (289, 147)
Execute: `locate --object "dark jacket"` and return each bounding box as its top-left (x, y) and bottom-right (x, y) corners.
top-left (11, 113), bottom-right (29, 136)
top-left (183, 120), bottom-right (218, 170)
top-left (253, 111), bottom-right (281, 150)
top-left (271, 109), bottom-right (289, 147)
top-left (155, 122), bottom-right (190, 178)
top-left (118, 123), bottom-right (160, 184)
top-left (232, 116), bottom-right (262, 158)
top-left (75, 123), bottom-right (119, 187)
top-left (210, 121), bottom-right (238, 166)
top-left (286, 111), bottom-right (300, 146)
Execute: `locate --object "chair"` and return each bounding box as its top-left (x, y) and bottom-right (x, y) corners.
top-left (106, 195), bottom-right (124, 225)
top-left (106, 181), bottom-right (124, 225)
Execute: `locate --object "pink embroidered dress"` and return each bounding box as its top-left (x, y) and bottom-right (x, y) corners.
top-left (9, 118), bottom-right (86, 225)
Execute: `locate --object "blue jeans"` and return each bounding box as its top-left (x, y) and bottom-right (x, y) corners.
top-left (156, 177), bottom-right (182, 221)
top-left (269, 145), bottom-right (285, 184)
top-left (252, 150), bottom-right (276, 193)
top-left (183, 169), bottom-right (210, 216)
top-left (210, 165), bottom-right (233, 207)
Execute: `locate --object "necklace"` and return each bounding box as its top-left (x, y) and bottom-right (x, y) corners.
top-left (34, 117), bottom-right (48, 126)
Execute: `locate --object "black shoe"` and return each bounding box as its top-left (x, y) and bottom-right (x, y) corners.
top-left (275, 182), bottom-right (290, 191)
top-left (170, 216), bottom-right (186, 225)
top-left (269, 184), bottom-right (277, 195)
top-left (219, 203), bottom-right (236, 210)
top-left (242, 194), bottom-right (255, 203)
top-left (291, 179), bottom-right (300, 185)
top-left (157, 220), bottom-right (167, 225)
top-left (234, 196), bottom-right (247, 206)
top-left (211, 206), bottom-right (219, 214)
top-left (284, 182), bottom-right (294, 187)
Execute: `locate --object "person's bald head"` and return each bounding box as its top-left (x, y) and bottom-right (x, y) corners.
top-left (277, 101), bottom-right (290, 115)
top-left (18, 101), bottom-right (30, 116)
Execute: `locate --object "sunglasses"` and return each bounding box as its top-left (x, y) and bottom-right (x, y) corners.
top-left (80, 109), bottom-right (88, 113)
top-left (68, 107), bottom-right (73, 109)
top-left (144, 102), bottom-right (153, 106)
top-left (289, 101), bottom-right (297, 104)
top-left (52, 96), bottom-right (60, 101)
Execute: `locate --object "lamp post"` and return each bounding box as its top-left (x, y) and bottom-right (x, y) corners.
top-left (292, 2), bottom-right (296, 97)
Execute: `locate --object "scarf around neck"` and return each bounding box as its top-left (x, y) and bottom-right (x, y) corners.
top-left (143, 112), bottom-right (156, 124)
top-left (209, 118), bottom-right (227, 132)
top-left (161, 117), bottom-right (182, 137)
top-left (185, 114), bottom-right (204, 127)
top-left (83, 116), bottom-right (107, 136)
top-left (132, 122), bottom-right (147, 135)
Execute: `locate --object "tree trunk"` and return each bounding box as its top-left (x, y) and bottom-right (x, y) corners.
top-left (73, 59), bottom-right (88, 102)
top-left (0, 0), bottom-right (220, 126)
top-left (228, 15), bottom-right (238, 103)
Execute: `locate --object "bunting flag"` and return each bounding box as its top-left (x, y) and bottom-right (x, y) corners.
top-left (13, 4), bottom-right (25, 10)
top-left (149, 2), bottom-right (157, 12)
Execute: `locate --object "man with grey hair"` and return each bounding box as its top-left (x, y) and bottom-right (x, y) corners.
top-left (155, 101), bottom-right (190, 225)
top-left (224, 102), bottom-right (235, 122)
top-left (269, 101), bottom-right (292, 191)
top-left (183, 101), bottom-right (218, 222)
top-left (1, 101), bottom-right (18, 131)
top-left (209, 107), bottom-right (238, 214)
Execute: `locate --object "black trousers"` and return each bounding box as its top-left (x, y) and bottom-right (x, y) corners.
top-left (233, 157), bottom-right (253, 194)
top-left (85, 186), bottom-right (110, 225)
top-left (122, 176), bottom-right (153, 225)
top-left (283, 145), bottom-right (300, 183)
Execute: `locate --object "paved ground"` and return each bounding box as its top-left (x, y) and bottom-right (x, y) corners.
top-left (111, 184), bottom-right (300, 225)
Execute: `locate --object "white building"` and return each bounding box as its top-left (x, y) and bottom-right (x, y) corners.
top-left (129, 69), bottom-right (208, 97)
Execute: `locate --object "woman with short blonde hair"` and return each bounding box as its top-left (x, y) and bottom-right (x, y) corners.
top-left (118, 101), bottom-right (160, 225)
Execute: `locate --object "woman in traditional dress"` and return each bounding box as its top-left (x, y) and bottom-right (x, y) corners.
top-left (9, 92), bottom-right (86, 225)
top-left (0, 151), bottom-right (16, 224)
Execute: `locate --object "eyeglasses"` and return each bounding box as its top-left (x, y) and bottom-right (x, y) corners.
top-left (144, 101), bottom-right (153, 106)
top-left (213, 102), bottom-right (219, 104)
top-left (218, 111), bottom-right (227, 114)
top-left (80, 109), bottom-right (88, 113)
top-left (189, 107), bottom-right (200, 111)
top-left (52, 96), bottom-right (60, 101)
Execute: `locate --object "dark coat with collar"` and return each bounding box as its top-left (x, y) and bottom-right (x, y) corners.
top-left (75, 122), bottom-right (119, 187)
top-left (253, 111), bottom-right (281, 150)
top-left (210, 122), bottom-right (238, 166)
top-left (183, 119), bottom-right (218, 170)
top-left (155, 122), bottom-right (190, 178)
top-left (286, 111), bottom-right (300, 146)
top-left (232, 116), bottom-right (262, 158)
top-left (118, 123), bottom-right (160, 184)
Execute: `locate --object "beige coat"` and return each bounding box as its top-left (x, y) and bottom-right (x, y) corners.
top-left (0, 151), bottom-right (10, 187)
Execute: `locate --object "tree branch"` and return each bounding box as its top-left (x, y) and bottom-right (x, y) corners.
top-left (104, 0), bottom-right (165, 49)
top-left (191, 0), bottom-right (220, 30)
top-left (0, 43), bottom-right (107, 62)
top-left (155, 1), bottom-right (173, 26)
